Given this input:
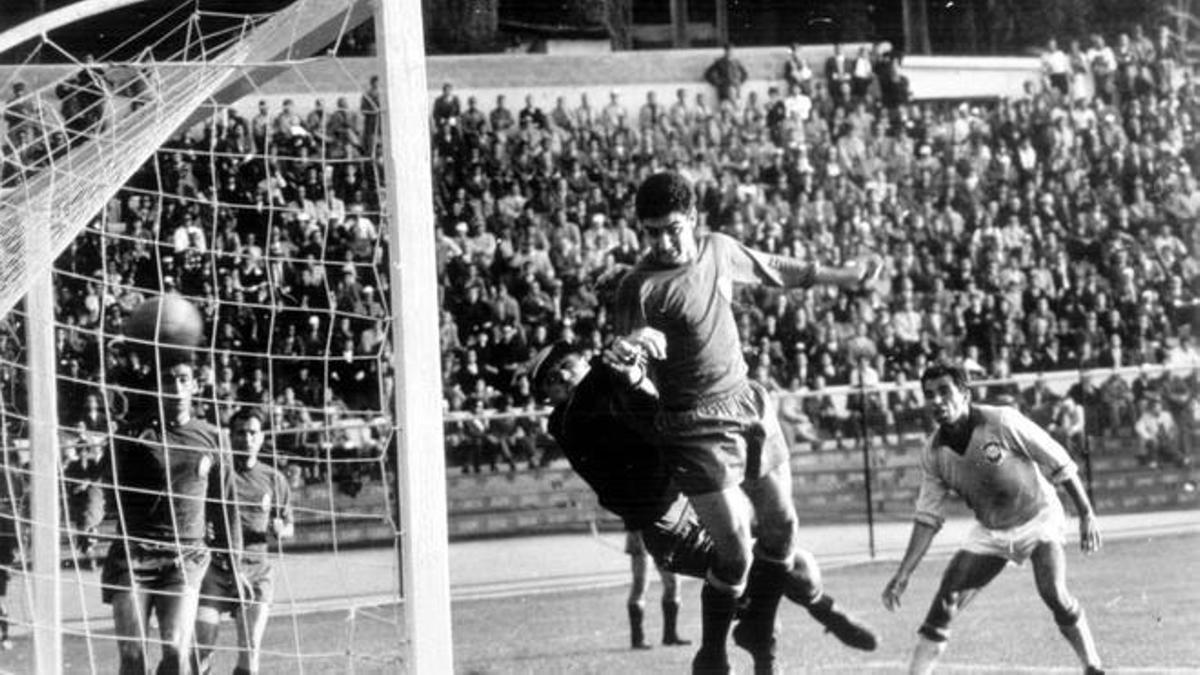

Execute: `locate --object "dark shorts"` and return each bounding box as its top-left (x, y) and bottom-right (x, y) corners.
top-left (639, 498), bottom-right (714, 579)
top-left (198, 555), bottom-right (274, 615)
top-left (657, 381), bottom-right (789, 495)
top-left (101, 540), bottom-right (210, 604)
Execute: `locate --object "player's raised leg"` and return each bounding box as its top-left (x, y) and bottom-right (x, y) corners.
top-left (1030, 540), bottom-right (1104, 674)
top-left (784, 548), bottom-right (877, 651)
top-left (909, 551), bottom-right (1007, 675)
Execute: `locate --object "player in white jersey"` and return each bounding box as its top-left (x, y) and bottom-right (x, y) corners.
top-left (882, 362), bottom-right (1104, 675)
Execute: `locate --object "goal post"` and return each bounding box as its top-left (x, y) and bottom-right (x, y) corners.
top-left (376, 0), bottom-right (456, 672)
top-left (0, 0), bottom-right (453, 670)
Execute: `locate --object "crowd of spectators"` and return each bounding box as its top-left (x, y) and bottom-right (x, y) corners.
top-left (2, 66), bottom-right (392, 491)
top-left (0, 26), bottom-right (1197, 480)
top-left (430, 30), bottom-right (1198, 471)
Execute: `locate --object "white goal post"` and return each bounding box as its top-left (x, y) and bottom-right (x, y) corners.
top-left (0, 0), bottom-right (453, 671)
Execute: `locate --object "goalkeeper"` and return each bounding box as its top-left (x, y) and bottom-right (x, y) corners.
top-left (529, 337), bottom-right (877, 653)
top-left (193, 407), bottom-right (294, 675)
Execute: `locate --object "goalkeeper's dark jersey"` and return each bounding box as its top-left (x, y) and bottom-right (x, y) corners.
top-left (547, 361), bottom-right (678, 530)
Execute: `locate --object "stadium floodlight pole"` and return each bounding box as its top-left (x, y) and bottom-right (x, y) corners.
top-left (376, 0), bottom-right (455, 671)
top-left (26, 228), bottom-right (62, 673)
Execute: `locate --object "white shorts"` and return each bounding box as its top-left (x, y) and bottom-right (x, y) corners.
top-left (962, 502), bottom-right (1066, 565)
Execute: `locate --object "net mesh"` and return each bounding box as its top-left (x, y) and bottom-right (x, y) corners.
top-left (0, 0), bottom-right (409, 671)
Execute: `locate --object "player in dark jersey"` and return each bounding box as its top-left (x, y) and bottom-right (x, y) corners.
top-left (612, 171), bottom-right (880, 673)
top-left (531, 341), bottom-right (877, 656)
top-left (101, 353), bottom-right (229, 675)
top-left (882, 362), bottom-right (1104, 674)
top-left (193, 407), bottom-right (294, 675)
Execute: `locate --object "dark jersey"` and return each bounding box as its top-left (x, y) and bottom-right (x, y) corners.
top-left (108, 416), bottom-right (224, 543)
top-left (212, 462), bottom-right (293, 570)
top-left (548, 360), bottom-right (677, 530)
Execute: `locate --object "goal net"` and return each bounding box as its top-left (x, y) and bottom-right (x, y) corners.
top-left (0, 0), bottom-right (448, 672)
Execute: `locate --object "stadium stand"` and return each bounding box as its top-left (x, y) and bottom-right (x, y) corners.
top-left (1, 27), bottom-right (1197, 544)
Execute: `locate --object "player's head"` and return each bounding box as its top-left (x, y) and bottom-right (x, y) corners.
top-left (636, 172), bottom-right (698, 267)
top-left (920, 360), bottom-right (971, 426)
top-left (158, 352), bottom-right (198, 423)
top-left (229, 406), bottom-right (266, 468)
top-left (529, 342), bottom-right (589, 405)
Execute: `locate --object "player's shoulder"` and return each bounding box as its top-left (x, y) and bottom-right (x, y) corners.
top-left (971, 403), bottom-right (1016, 423)
top-left (974, 403), bottom-right (1029, 428)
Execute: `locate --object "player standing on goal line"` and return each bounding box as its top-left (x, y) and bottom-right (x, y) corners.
top-left (882, 361), bottom-right (1105, 675)
top-left (530, 339), bottom-right (878, 656)
top-left (100, 348), bottom-right (230, 675)
top-left (193, 406), bottom-right (294, 675)
top-left (611, 170), bottom-right (882, 674)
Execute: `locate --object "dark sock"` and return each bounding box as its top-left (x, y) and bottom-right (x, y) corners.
top-left (807, 592), bottom-right (833, 617)
top-left (698, 583), bottom-right (738, 660)
top-left (737, 558), bottom-right (788, 650)
top-left (628, 603), bottom-right (648, 648)
top-left (663, 599), bottom-right (690, 645)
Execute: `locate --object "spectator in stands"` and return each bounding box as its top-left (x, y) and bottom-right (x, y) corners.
top-left (704, 44), bottom-right (749, 103)
top-left (360, 75), bottom-right (381, 156)
top-left (432, 82), bottom-right (461, 132)
top-left (783, 44), bottom-right (814, 96)
top-left (1135, 392), bottom-right (1183, 468)
top-left (850, 46), bottom-right (874, 103)
top-left (825, 44), bottom-right (852, 109)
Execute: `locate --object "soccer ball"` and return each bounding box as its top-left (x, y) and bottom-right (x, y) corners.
top-left (124, 293), bottom-right (205, 348)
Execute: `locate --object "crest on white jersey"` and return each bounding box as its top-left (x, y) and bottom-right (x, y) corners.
top-left (981, 442), bottom-right (1005, 465)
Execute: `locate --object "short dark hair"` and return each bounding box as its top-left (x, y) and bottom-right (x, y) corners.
top-left (920, 360), bottom-right (970, 391)
top-left (635, 171), bottom-right (694, 220)
top-left (230, 406), bottom-right (265, 428)
top-left (528, 341), bottom-right (582, 392)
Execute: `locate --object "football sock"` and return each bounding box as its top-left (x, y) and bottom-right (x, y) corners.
top-left (909, 635), bottom-right (946, 675)
top-left (692, 583), bottom-right (738, 674)
top-left (662, 598), bottom-right (690, 645)
top-left (627, 603), bottom-right (650, 649)
top-left (732, 558), bottom-right (789, 674)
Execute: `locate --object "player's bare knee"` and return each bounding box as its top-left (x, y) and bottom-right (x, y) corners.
top-left (1041, 588), bottom-right (1080, 626)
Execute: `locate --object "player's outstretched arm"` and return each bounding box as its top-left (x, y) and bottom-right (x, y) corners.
top-left (1061, 474), bottom-right (1102, 554)
top-left (814, 253), bottom-right (884, 291)
top-left (882, 520), bottom-right (939, 611)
